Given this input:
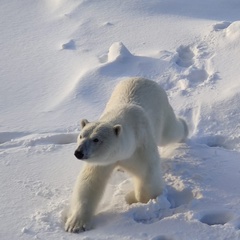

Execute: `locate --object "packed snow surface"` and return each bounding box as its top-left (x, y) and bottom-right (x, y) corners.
top-left (1, 0), bottom-right (240, 239)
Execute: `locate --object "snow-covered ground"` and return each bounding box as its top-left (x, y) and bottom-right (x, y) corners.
top-left (1, 0), bottom-right (240, 239)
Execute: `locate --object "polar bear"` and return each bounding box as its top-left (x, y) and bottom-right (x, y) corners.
top-left (64, 77), bottom-right (188, 232)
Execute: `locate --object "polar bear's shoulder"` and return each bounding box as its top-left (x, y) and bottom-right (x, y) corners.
top-left (106, 77), bottom-right (168, 109)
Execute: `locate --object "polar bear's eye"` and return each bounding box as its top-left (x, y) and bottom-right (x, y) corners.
top-left (93, 138), bottom-right (99, 143)
top-left (79, 135), bottom-right (83, 139)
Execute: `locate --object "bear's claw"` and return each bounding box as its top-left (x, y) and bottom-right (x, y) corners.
top-left (65, 222), bottom-right (87, 233)
top-left (65, 215), bottom-right (90, 233)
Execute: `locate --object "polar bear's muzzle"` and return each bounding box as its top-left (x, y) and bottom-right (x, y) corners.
top-left (74, 142), bottom-right (89, 160)
top-left (74, 149), bottom-right (87, 160)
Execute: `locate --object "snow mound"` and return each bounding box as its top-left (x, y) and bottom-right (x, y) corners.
top-left (62, 39), bottom-right (76, 50)
top-left (50, 42), bottom-right (169, 118)
top-left (108, 42), bottom-right (133, 62)
top-left (226, 21), bottom-right (240, 39)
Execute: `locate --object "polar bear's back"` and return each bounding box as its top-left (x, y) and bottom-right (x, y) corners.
top-left (106, 77), bottom-right (170, 111)
top-left (105, 78), bottom-right (176, 144)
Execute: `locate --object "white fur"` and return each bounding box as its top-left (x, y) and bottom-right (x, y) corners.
top-left (65, 77), bottom-right (188, 232)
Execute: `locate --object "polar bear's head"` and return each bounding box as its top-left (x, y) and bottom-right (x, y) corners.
top-left (74, 119), bottom-right (122, 165)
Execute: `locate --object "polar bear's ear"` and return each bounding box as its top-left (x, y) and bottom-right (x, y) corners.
top-left (81, 119), bottom-right (89, 129)
top-left (113, 125), bottom-right (122, 136)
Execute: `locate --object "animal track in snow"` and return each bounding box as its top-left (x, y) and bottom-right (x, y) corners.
top-left (186, 67), bottom-right (208, 83)
top-left (166, 187), bottom-right (194, 208)
top-left (129, 194), bottom-right (171, 224)
top-left (175, 45), bottom-right (194, 68)
top-left (173, 42), bottom-right (217, 90)
top-left (198, 210), bottom-right (233, 226)
top-left (196, 135), bottom-right (231, 150)
top-left (129, 186), bottom-right (198, 225)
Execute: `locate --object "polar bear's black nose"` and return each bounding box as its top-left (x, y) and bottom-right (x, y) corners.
top-left (74, 150), bottom-right (84, 160)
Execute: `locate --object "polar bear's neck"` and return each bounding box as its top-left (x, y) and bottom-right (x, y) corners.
top-left (99, 104), bottom-right (151, 162)
top-left (100, 105), bottom-right (137, 159)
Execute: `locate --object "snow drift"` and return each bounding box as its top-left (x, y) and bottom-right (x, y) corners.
top-left (1, 1), bottom-right (240, 239)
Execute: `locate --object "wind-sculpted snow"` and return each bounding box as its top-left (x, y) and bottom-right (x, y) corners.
top-left (0, 132), bottom-right (78, 151)
top-left (1, 1), bottom-right (240, 240)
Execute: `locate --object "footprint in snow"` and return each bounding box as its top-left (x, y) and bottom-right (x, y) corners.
top-left (129, 186), bottom-right (198, 224)
top-left (166, 186), bottom-right (194, 209)
top-left (198, 210), bottom-right (233, 226)
top-left (175, 45), bottom-right (194, 68)
top-left (174, 43), bottom-right (217, 90)
top-left (129, 194), bottom-right (171, 224)
top-left (185, 66), bottom-right (209, 84)
top-left (196, 135), bottom-right (231, 150)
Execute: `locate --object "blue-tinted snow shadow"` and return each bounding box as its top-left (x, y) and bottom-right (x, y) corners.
top-left (130, 0), bottom-right (240, 22)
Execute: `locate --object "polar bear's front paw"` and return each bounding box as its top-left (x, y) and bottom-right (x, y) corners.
top-left (65, 214), bottom-right (91, 233)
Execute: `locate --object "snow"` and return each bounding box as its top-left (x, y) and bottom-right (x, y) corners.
top-left (0, 0), bottom-right (240, 239)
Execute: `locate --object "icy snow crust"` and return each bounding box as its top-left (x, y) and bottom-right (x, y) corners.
top-left (1, 0), bottom-right (240, 239)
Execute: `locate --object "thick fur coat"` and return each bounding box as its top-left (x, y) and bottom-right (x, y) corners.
top-left (65, 77), bottom-right (188, 232)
